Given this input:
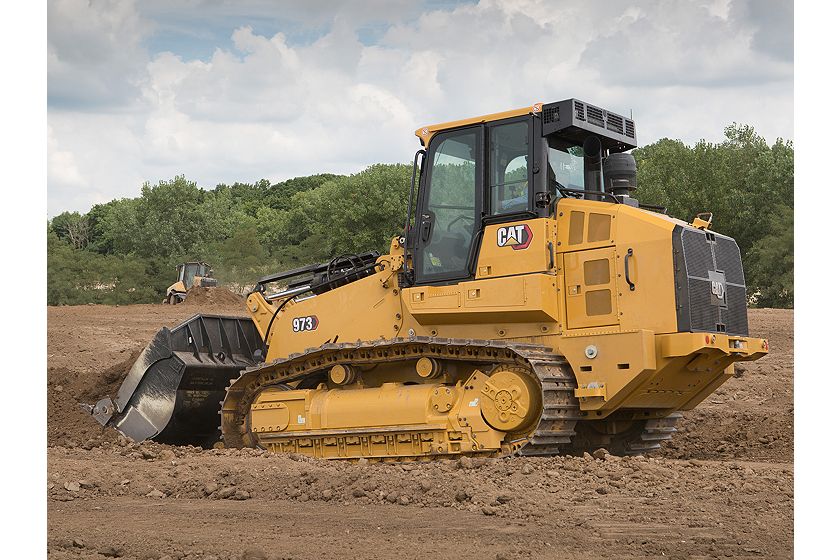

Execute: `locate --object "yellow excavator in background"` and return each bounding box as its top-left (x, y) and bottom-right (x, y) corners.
top-left (90, 99), bottom-right (767, 458)
top-left (164, 261), bottom-right (217, 304)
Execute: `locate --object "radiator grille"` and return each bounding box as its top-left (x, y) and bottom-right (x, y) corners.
top-left (683, 229), bottom-right (715, 277)
top-left (673, 226), bottom-right (749, 336)
top-left (722, 286), bottom-right (748, 335)
top-left (714, 236), bottom-right (745, 285)
top-left (688, 278), bottom-right (720, 330)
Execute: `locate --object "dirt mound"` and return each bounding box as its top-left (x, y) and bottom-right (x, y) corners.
top-left (660, 308), bottom-right (793, 461)
top-left (47, 352), bottom-right (140, 447)
top-left (183, 286), bottom-right (244, 307)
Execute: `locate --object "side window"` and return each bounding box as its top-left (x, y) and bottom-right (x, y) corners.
top-left (489, 120), bottom-right (529, 215)
top-left (419, 129), bottom-right (479, 279)
top-left (548, 143), bottom-right (585, 191)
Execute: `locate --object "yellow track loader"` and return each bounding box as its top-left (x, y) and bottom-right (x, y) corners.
top-left (164, 261), bottom-right (217, 304)
top-left (89, 99), bottom-right (767, 458)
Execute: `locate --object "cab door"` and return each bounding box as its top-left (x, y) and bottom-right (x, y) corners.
top-left (413, 126), bottom-right (482, 285)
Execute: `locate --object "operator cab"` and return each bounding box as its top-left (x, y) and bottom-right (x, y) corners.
top-left (408, 99), bottom-right (637, 286)
top-left (178, 262), bottom-right (210, 283)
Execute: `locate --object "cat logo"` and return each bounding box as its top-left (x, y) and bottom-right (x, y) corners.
top-left (496, 224), bottom-right (533, 250)
top-left (708, 271), bottom-right (727, 306)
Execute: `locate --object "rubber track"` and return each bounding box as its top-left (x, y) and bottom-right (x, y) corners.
top-left (221, 337), bottom-right (581, 458)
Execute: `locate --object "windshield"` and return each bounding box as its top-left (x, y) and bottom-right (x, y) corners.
top-left (184, 263), bottom-right (200, 280)
top-left (548, 144), bottom-right (585, 191)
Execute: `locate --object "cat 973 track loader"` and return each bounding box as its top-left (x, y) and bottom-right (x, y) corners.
top-left (89, 99), bottom-right (768, 458)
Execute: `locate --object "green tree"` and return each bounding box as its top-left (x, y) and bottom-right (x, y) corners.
top-left (49, 211), bottom-right (90, 249)
top-left (265, 174), bottom-right (340, 211)
top-left (297, 163), bottom-right (413, 255)
top-left (47, 229), bottom-right (158, 305)
top-left (744, 205), bottom-right (793, 308)
top-left (634, 124), bottom-right (793, 305)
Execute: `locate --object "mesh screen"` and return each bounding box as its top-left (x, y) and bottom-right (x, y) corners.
top-left (677, 228), bottom-right (749, 336)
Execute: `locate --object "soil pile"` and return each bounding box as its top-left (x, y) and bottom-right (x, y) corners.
top-left (183, 287), bottom-right (244, 307)
top-left (47, 352), bottom-right (139, 448)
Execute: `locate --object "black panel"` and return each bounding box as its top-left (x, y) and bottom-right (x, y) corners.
top-left (688, 277), bottom-right (720, 329)
top-left (671, 225), bottom-right (749, 336)
top-left (541, 99), bottom-right (636, 152)
top-left (672, 225), bottom-right (691, 333)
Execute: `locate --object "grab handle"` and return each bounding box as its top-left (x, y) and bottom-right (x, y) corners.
top-left (624, 248), bottom-right (636, 291)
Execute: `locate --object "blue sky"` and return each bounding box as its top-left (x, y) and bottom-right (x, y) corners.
top-left (139, 1), bottom-right (473, 57)
top-left (47, 0), bottom-right (793, 216)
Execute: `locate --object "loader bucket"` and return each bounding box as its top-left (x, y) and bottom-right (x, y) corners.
top-left (89, 314), bottom-right (266, 447)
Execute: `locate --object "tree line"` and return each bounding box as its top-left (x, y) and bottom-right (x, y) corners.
top-left (48, 124), bottom-right (793, 308)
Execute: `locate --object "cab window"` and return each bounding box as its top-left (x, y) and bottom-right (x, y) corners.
top-left (184, 263), bottom-right (200, 281)
top-left (419, 128), bottom-right (479, 279)
top-left (548, 139), bottom-right (585, 191)
top-left (489, 120), bottom-right (529, 215)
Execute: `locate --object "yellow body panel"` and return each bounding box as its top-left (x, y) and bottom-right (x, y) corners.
top-left (248, 197), bottom-right (766, 424)
top-left (476, 218), bottom-right (554, 279)
top-left (404, 273), bottom-right (559, 325)
top-left (248, 269), bottom-right (404, 364)
top-left (166, 280), bottom-right (187, 296)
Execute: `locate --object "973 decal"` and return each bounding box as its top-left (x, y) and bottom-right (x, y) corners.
top-left (292, 315), bottom-right (319, 332)
top-left (497, 223), bottom-right (533, 250)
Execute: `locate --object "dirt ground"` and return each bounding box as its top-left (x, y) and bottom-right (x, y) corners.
top-left (46, 303), bottom-right (793, 560)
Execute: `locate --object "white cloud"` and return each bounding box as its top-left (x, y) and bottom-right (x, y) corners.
top-left (48, 0), bottom-right (151, 109)
top-left (47, 125), bottom-right (86, 189)
top-left (47, 0), bottom-right (793, 216)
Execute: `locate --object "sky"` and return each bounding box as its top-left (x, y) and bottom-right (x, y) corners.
top-left (46, 0), bottom-right (793, 217)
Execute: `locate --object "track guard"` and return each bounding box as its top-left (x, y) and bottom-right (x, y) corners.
top-left (89, 314), bottom-right (266, 446)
